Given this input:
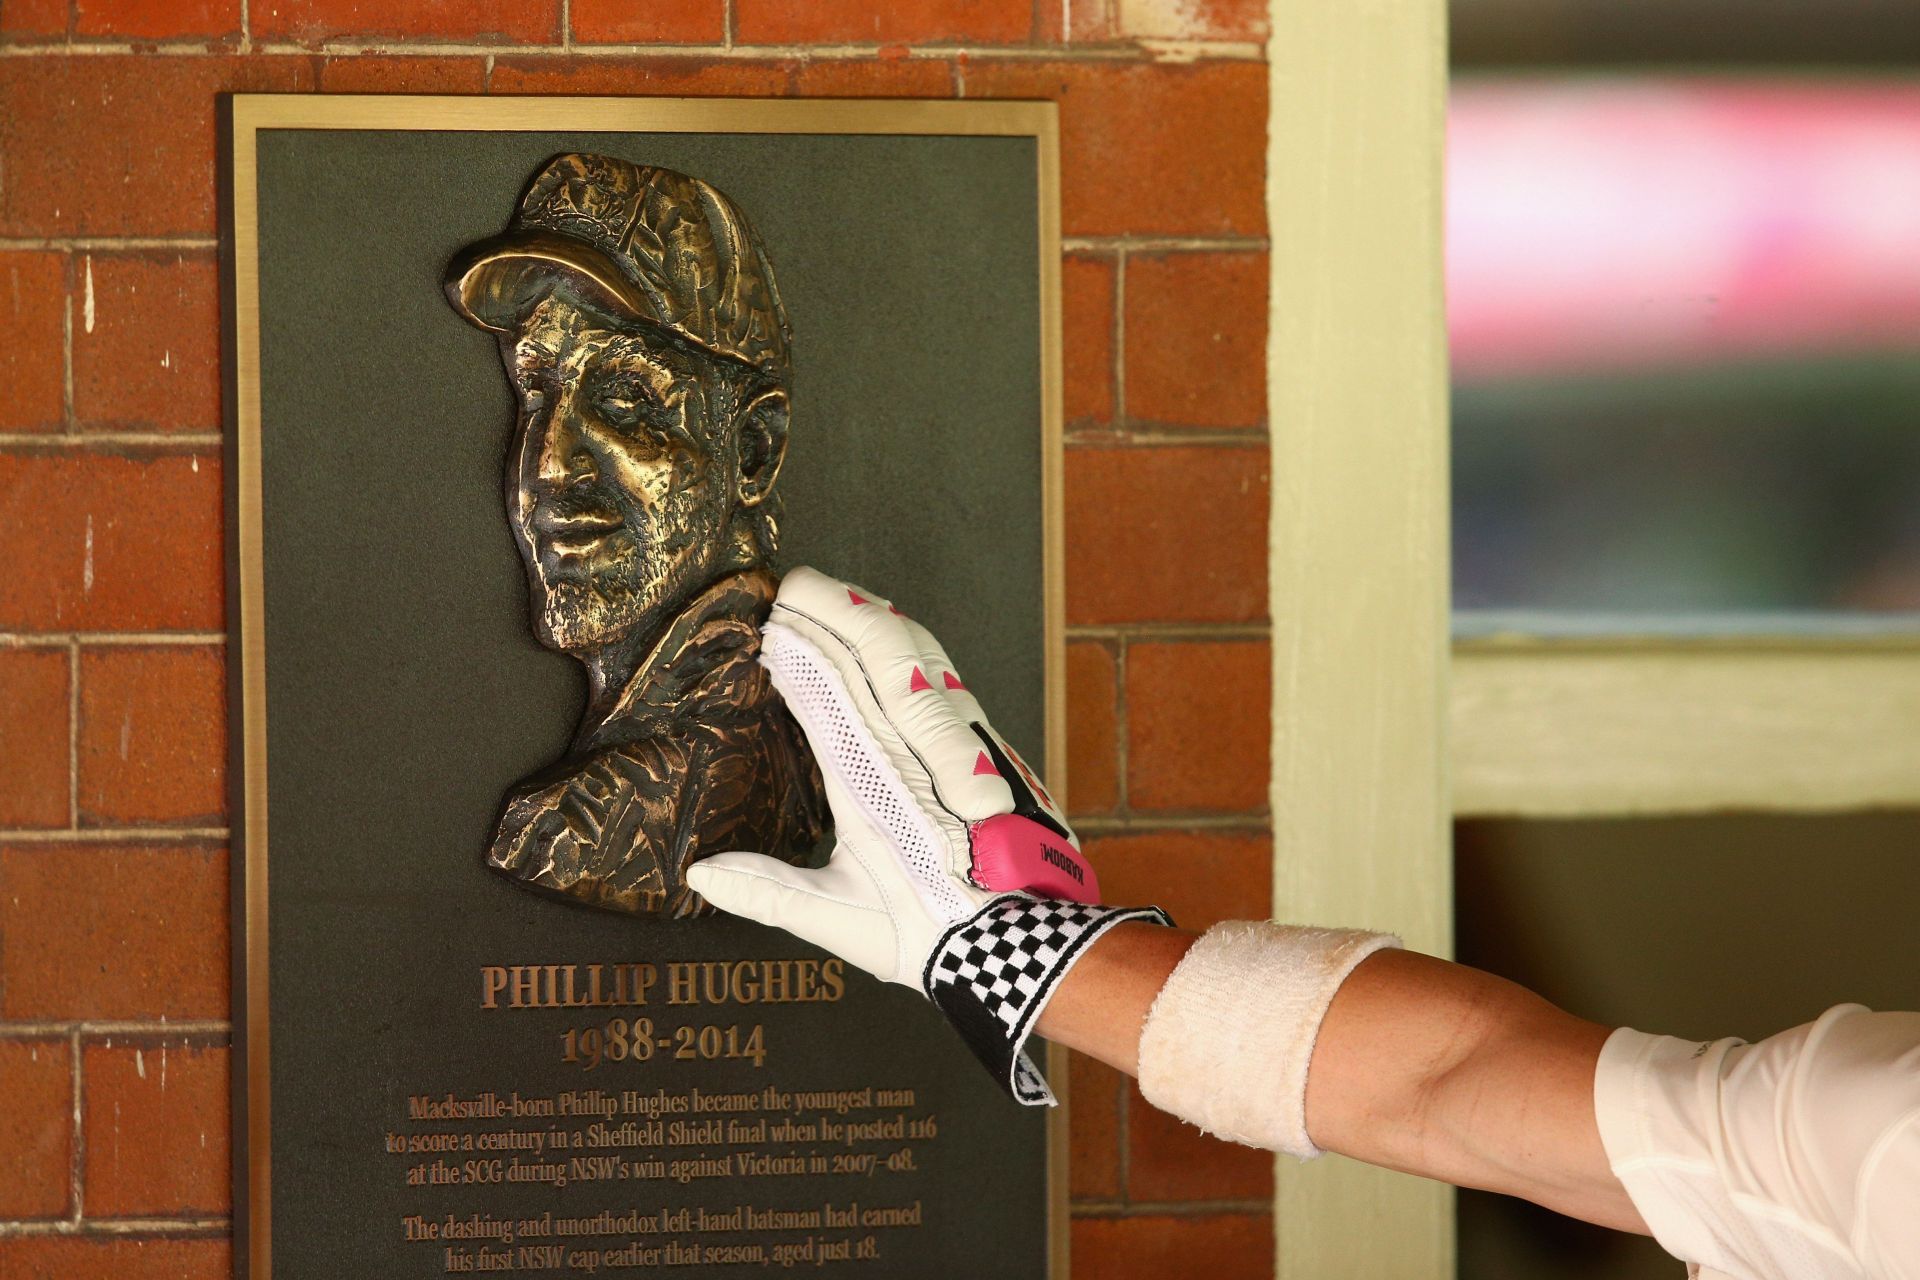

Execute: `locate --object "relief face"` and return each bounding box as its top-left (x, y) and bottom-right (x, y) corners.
top-left (446, 154), bottom-right (829, 918)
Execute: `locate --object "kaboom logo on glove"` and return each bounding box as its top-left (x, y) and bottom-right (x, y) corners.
top-left (965, 733), bottom-right (1098, 902)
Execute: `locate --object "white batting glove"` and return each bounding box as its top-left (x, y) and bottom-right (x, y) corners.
top-left (687, 566), bottom-right (1170, 1104)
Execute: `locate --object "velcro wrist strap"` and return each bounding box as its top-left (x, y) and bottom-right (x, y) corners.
top-left (923, 895), bottom-right (1174, 1106)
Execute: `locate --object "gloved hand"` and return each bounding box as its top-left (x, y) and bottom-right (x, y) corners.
top-left (687, 566), bottom-right (1170, 1104)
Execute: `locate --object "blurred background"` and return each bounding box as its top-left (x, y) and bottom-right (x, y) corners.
top-left (1450, 0), bottom-right (1920, 626)
top-left (1448, 2), bottom-right (1920, 1275)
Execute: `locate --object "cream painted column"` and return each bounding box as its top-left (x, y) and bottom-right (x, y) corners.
top-left (1266, 0), bottom-right (1454, 1276)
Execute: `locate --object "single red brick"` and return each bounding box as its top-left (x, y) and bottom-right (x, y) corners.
top-left (1035, 0), bottom-right (1117, 42)
top-left (1, 252), bottom-right (66, 434)
top-left (1071, 1213), bottom-right (1271, 1278)
top-left (964, 60), bottom-right (1265, 238)
top-left (488, 56), bottom-right (790, 96)
top-left (569, 0), bottom-right (726, 43)
top-left (790, 56), bottom-right (956, 98)
top-left (1068, 1049), bottom-right (1122, 1200)
top-left (1126, 1078), bottom-right (1274, 1201)
top-left (72, 253), bottom-right (219, 434)
top-left (1127, 639), bottom-right (1269, 812)
top-left (0, 1038), bottom-right (72, 1219)
top-left (736, 0), bottom-right (1030, 44)
top-left (253, 0), bottom-right (560, 45)
top-left (0, 648), bottom-right (69, 829)
top-left (1085, 830), bottom-right (1270, 928)
top-left (1062, 445), bottom-right (1267, 625)
top-left (83, 1040), bottom-right (230, 1217)
top-left (0, 1238), bottom-right (231, 1280)
top-left (0, 56), bottom-right (315, 239)
top-left (0, 0), bottom-right (66, 38)
top-left (74, 0), bottom-right (243, 40)
top-left (1126, 252), bottom-right (1266, 429)
top-left (0, 451), bottom-right (223, 633)
top-left (1063, 253), bottom-right (1115, 427)
top-left (1115, 0), bottom-right (1268, 40)
top-left (77, 647), bottom-right (226, 828)
top-left (1065, 640), bottom-right (1119, 815)
top-left (1, 844), bottom-right (228, 1020)
top-left (318, 55), bottom-right (490, 94)
top-left (1079, 1), bottom-right (1120, 41)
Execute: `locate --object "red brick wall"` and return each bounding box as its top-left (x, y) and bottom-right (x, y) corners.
top-left (0, 5), bottom-right (1270, 1275)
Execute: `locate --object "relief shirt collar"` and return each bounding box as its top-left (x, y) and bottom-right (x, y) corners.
top-left (578, 566), bottom-right (778, 750)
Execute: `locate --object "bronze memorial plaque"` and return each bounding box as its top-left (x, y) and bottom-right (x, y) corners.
top-left (226, 97), bottom-right (1064, 1279)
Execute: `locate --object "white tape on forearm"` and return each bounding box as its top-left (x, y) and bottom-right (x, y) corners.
top-left (1136, 921), bottom-right (1400, 1160)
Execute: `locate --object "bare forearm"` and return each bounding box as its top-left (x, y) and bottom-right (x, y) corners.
top-left (1304, 948), bottom-right (1646, 1233)
top-left (1035, 922), bottom-right (1195, 1076)
top-left (1035, 925), bottom-right (1647, 1235)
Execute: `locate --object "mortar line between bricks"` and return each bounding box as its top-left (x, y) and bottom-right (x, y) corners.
top-left (559, 0), bottom-right (571, 49)
top-left (1069, 1198), bottom-right (1273, 1217)
top-left (239, 0), bottom-right (251, 53)
top-left (0, 827), bottom-right (229, 842)
top-left (723, 0), bottom-right (735, 48)
top-left (1065, 622), bottom-right (1270, 641)
top-left (0, 432), bottom-right (223, 448)
top-left (0, 237), bottom-right (218, 251)
top-left (1, 633), bottom-right (226, 647)
top-left (60, 264), bottom-right (81, 835)
top-left (1063, 236), bottom-right (1268, 253)
top-left (60, 254), bottom-right (74, 436)
top-left (1113, 634), bottom-right (1130, 812)
top-left (1, 1021), bottom-right (231, 1037)
top-left (1071, 813), bottom-right (1270, 835)
top-left (0, 1215), bottom-right (233, 1237)
top-left (1112, 244), bottom-right (1127, 426)
top-left (518, 40), bottom-right (1276, 61)
top-left (0, 39), bottom-right (1263, 61)
top-left (1132, 38), bottom-right (1268, 61)
top-left (1066, 427), bottom-right (1269, 446)
top-left (67, 639), bottom-right (79, 829)
top-left (68, 1027), bottom-right (83, 1225)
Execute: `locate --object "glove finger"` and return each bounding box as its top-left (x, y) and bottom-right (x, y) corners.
top-left (688, 851), bottom-right (901, 982)
top-left (894, 615), bottom-right (1089, 901)
top-left (759, 620), bottom-right (981, 927)
top-left (896, 613), bottom-right (1064, 819)
top-left (894, 612), bottom-right (983, 721)
top-left (774, 566), bottom-right (1008, 825)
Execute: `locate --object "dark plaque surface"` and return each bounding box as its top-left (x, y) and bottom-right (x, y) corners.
top-left (231, 105), bottom-right (1054, 1279)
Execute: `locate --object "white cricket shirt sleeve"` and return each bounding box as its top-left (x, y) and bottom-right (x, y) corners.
top-left (1592, 1004), bottom-right (1920, 1280)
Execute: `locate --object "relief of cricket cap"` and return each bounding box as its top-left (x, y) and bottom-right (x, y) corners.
top-left (445, 153), bottom-right (792, 384)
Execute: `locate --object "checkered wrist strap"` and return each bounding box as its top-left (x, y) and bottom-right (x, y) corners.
top-left (923, 895), bottom-right (1174, 1106)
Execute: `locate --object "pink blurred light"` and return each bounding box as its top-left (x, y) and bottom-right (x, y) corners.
top-left (1448, 79), bottom-right (1920, 381)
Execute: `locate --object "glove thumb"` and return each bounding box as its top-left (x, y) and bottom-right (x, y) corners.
top-left (688, 850), bottom-right (900, 982)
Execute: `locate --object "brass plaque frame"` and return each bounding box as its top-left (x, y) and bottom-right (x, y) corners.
top-left (226, 94), bottom-right (1066, 1280)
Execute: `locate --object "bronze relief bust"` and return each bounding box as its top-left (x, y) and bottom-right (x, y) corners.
top-left (445, 154), bottom-right (829, 919)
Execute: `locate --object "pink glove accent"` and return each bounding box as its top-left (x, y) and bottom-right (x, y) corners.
top-left (969, 814), bottom-right (1101, 904)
